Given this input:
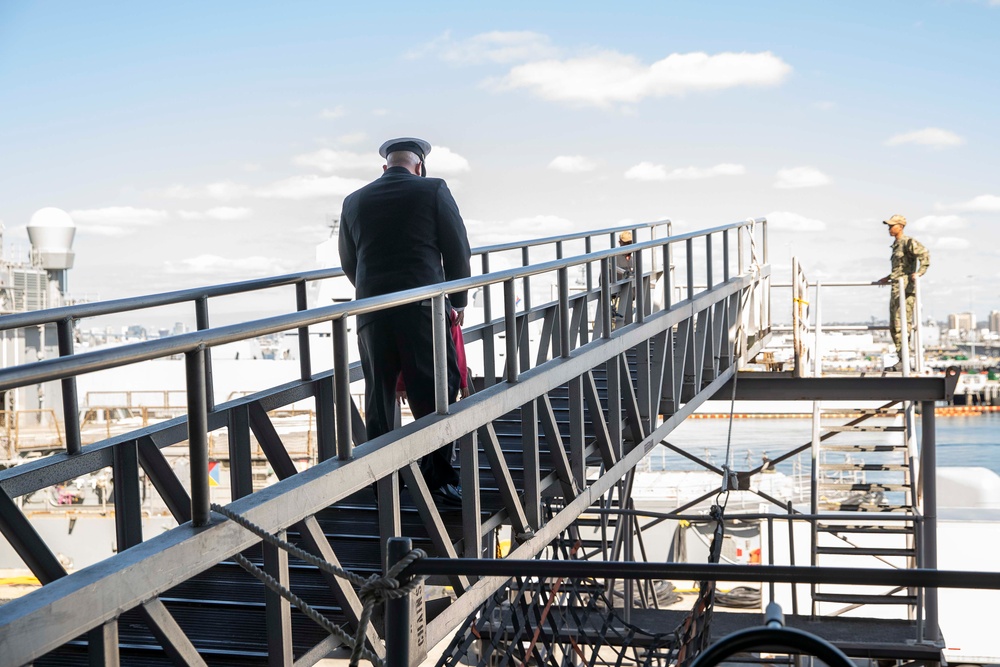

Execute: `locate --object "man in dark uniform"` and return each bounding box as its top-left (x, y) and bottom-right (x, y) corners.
top-left (338, 137), bottom-right (471, 506)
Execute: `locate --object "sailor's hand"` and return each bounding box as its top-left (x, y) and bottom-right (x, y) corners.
top-left (875, 276), bottom-right (889, 286)
top-left (455, 309), bottom-right (465, 327)
top-left (396, 390), bottom-right (407, 405)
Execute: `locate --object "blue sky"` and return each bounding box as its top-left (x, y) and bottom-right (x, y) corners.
top-left (1, 1), bottom-right (998, 323)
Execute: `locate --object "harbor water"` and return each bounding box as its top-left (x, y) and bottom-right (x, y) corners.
top-left (646, 412), bottom-right (1000, 476)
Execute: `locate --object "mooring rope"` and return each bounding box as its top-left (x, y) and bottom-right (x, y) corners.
top-left (211, 503), bottom-right (426, 667)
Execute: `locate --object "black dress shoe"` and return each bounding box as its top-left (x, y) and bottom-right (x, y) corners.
top-left (431, 484), bottom-right (463, 508)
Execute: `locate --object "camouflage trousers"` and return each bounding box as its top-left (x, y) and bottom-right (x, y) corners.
top-left (889, 289), bottom-right (916, 357)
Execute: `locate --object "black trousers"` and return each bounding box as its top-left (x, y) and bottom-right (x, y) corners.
top-left (358, 302), bottom-right (461, 489)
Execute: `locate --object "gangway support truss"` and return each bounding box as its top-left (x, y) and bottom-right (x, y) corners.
top-left (0, 220), bottom-right (770, 666)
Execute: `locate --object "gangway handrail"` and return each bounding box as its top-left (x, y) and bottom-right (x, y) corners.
top-left (0, 219), bottom-right (759, 392)
top-left (0, 218), bottom-right (772, 666)
top-left (0, 221), bottom-right (667, 333)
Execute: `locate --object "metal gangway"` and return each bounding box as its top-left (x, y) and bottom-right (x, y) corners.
top-left (0, 218), bottom-right (980, 667)
top-left (0, 219), bottom-right (772, 665)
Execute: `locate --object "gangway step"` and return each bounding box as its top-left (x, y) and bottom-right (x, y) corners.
top-left (812, 592), bottom-right (918, 606)
top-left (815, 546), bottom-right (916, 557)
top-left (822, 425), bottom-right (906, 433)
top-left (817, 523), bottom-right (914, 535)
top-left (821, 444), bottom-right (908, 453)
top-left (819, 482), bottom-right (910, 492)
top-left (821, 463), bottom-right (909, 472)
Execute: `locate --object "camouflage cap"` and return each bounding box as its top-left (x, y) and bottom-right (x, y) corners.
top-left (883, 214), bottom-right (907, 227)
top-left (619, 230), bottom-right (634, 244)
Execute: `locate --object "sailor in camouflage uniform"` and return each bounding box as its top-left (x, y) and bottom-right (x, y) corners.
top-left (876, 214), bottom-right (930, 370)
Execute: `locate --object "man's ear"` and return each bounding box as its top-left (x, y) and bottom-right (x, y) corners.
top-left (383, 165), bottom-right (388, 172)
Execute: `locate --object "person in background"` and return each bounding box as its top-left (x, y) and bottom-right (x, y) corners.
top-left (338, 137), bottom-right (471, 507)
top-left (612, 230), bottom-right (636, 324)
top-left (875, 214), bottom-right (930, 371)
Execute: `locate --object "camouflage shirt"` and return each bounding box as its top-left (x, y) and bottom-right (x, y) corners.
top-left (888, 234), bottom-right (930, 289)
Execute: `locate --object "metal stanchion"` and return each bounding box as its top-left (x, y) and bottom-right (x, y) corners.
top-left (385, 537), bottom-right (425, 667)
top-left (185, 345), bottom-right (210, 526)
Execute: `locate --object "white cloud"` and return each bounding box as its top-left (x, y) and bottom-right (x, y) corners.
top-left (549, 155), bottom-right (598, 173)
top-left (491, 50), bottom-right (791, 108)
top-left (909, 215), bottom-right (967, 233)
top-left (624, 162), bottom-right (667, 181)
top-left (255, 174), bottom-right (368, 200)
top-left (69, 207), bottom-right (169, 236)
top-left (409, 30), bottom-right (559, 64)
top-left (774, 166), bottom-right (831, 189)
top-left (338, 132), bottom-right (367, 145)
top-left (75, 225), bottom-right (133, 237)
top-left (946, 194), bottom-right (1000, 212)
top-left (884, 127), bottom-right (965, 149)
top-left (625, 162), bottom-right (745, 181)
top-left (164, 254), bottom-right (289, 277)
top-left (465, 214), bottom-right (576, 245)
top-left (929, 236), bottom-right (971, 250)
top-left (293, 149), bottom-right (382, 173)
top-left (320, 105), bottom-right (347, 120)
top-left (177, 207), bottom-right (253, 221)
top-left (764, 211), bottom-right (827, 232)
top-left (428, 146), bottom-right (471, 174)
top-left (164, 181), bottom-right (251, 201)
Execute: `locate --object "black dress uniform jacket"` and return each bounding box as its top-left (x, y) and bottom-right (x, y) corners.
top-left (339, 166), bottom-right (471, 327)
top-left (338, 166), bottom-right (472, 490)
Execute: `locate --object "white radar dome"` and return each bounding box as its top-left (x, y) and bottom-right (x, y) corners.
top-left (27, 207), bottom-right (76, 270)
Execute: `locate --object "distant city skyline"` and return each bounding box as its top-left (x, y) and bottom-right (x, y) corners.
top-left (1, 1), bottom-right (998, 325)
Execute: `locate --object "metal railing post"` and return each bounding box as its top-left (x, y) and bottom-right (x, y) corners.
top-left (600, 258), bottom-right (612, 339)
top-left (332, 317), bottom-right (353, 460)
top-left (503, 280), bottom-right (518, 382)
top-left (662, 244), bottom-right (672, 309)
top-left (723, 229), bottom-right (730, 282)
top-left (761, 218), bottom-right (769, 263)
top-left (56, 318), bottom-right (81, 455)
top-left (385, 537), bottom-right (425, 667)
top-left (194, 296), bottom-right (215, 411)
top-left (185, 345), bottom-right (211, 527)
top-left (705, 233), bottom-right (713, 289)
top-left (481, 253), bottom-right (496, 386)
top-left (685, 238), bottom-right (694, 300)
top-left (432, 294), bottom-right (449, 414)
top-left (814, 281), bottom-right (823, 378)
top-left (520, 247), bottom-right (531, 314)
top-left (914, 276), bottom-right (924, 373)
top-left (558, 267), bottom-right (570, 358)
top-left (920, 401), bottom-right (940, 642)
top-left (898, 278), bottom-right (910, 377)
top-left (634, 247), bottom-right (645, 323)
top-left (738, 225), bottom-right (745, 275)
top-left (295, 280), bottom-right (312, 381)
